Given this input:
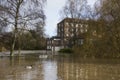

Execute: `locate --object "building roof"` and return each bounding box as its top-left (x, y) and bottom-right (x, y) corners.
top-left (57, 17), bottom-right (88, 25)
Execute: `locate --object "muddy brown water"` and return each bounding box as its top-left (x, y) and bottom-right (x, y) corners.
top-left (0, 54), bottom-right (120, 80)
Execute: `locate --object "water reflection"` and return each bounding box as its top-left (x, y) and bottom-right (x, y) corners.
top-left (57, 57), bottom-right (120, 80)
top-left (43, 60), bottom-right (57, 80)
top-left (0, 55), bottom-right (120, 80)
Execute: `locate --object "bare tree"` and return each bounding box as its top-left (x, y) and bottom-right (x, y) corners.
top-left (93, 0), bottom-right (120, 56)
top-left (60, 0), bottom-right (91, 47)
top-left (60, 0), bottom-right (89, 19)
top-left (0, 0), bottom-right (46, 56)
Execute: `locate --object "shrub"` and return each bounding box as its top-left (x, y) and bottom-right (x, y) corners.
top-left (58, 48), bottom-right (73, 53)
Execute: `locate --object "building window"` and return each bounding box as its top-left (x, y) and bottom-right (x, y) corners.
top-left (81, 29), bottom-right (84, 33)
top-left (66, 22), bottom-right (69, 26)
top-left (72, 28), bottom-right (74, 32)
top-left (71, 33), bottom-right (74, 37)
top-left (71, 23), bottom-right (74, 27)
top-left (65, 28), bottom-right (69, 32)
top-left (76, 24), bottom-right (78, 27)
top-left (66, 34), bottom-right (69, 37)
top-left (86, 25), bottom-right (88, 28)
top-left (61, 28), bottom-right (63, 31)
top-left (93, 30), bottom-right (97, 36)
top-left (80, 24), bottom-right (83, 28)
top-left (79, 39), bottom-right (84, 45)
top-left (76, 28), bottom-right (78, 32)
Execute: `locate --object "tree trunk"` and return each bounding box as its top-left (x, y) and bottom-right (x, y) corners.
top-left (10, 31), bottom-right (17, 56)
top-left (18, 33), bottom-right (21, 56)
top-left (10, 1), bottom-right (19, 56)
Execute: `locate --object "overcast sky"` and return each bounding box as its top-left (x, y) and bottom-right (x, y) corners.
top-left (45, 0), bottom-right (97, 37)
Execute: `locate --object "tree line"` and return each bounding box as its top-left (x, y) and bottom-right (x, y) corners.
top-left (0, 0), bottom-right (120, 58)
top-left (60, 0), bottom-right (120, 58)
top-left (0, 0), bottom-right (46, 56)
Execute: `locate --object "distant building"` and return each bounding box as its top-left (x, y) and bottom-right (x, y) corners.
top-left (57, 18), bottom-right (88, 47)
top-left (47, 36), bottom-right (63, 52)
top-left (47, 18), bottom-right (88, 51)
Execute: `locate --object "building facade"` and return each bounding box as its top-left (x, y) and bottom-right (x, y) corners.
top-left (57, 18), bottom-right (88, 47)
top-left (47, 36), bottom-right (63, 52)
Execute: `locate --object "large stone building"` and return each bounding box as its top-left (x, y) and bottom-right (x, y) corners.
top-left (47, 18), bottom-right (88, 51)
top-left (57, 18), bottom-right (88, 47)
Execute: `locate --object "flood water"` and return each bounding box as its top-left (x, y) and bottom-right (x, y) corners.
top-left (0, 54), bottom-right (120, 80)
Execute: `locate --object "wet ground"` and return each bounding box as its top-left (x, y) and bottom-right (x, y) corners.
top-left (0, 53), bottom-right (120, 80)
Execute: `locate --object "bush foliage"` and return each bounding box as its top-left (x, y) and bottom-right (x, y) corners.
top-left (58, 48), bottom-right (73, 53)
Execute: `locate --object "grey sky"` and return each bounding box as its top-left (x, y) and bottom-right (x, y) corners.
top-left (45, 0), bottom-right (97, 37)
